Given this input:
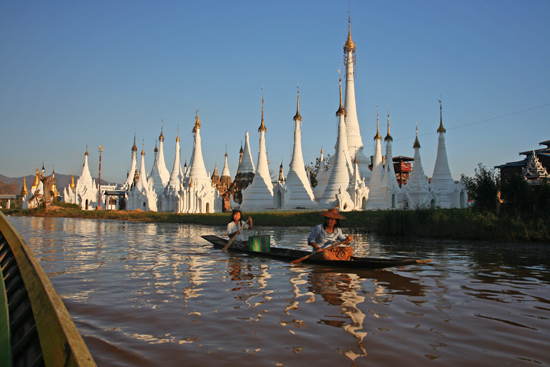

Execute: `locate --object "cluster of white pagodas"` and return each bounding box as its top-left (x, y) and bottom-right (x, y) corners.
top-left (62, 16), bottom-right (466, 212)
top-left (64, 112), bottom-right (223, 213)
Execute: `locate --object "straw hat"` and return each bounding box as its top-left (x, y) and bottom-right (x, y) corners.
top-left (320, 208), bottom-right (346, 220)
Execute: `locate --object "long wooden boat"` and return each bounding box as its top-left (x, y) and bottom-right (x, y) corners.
top-left (0, 211), bottom-right (96, 367)
top-left (202, 235), bottom-right (432, 269)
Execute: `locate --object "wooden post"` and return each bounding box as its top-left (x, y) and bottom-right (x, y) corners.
top-left (97, 146), bottom-right (103, 210)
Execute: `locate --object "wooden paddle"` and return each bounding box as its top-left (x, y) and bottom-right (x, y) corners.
top-left (290, 239), bottom-right (348, 264)
top-left (222, 218), bottom-right (250, 252)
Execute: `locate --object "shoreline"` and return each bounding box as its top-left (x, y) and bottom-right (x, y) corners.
top-left (3, 207), bottom-right (549, 243)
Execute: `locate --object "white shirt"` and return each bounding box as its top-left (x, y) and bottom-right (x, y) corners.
top-left (227, 220), bottom-right (250, 242)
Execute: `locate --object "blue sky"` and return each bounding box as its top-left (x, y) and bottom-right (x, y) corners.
top-left (1, 0), bottom-right (548, 185)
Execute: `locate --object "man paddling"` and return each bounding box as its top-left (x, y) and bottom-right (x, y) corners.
top-left (307, 209), bottom-right (354, 260)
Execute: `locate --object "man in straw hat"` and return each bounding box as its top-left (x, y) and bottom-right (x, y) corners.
top-left (307, 208), bottom-right (354, 260)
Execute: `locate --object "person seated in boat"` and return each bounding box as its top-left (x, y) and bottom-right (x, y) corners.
top-left (308, 208), bottom-right (354, 260)
top-left (227, 209), bottom-right (253, 248)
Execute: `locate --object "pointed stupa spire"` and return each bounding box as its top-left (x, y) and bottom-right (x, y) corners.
top-left (259, 91), bottom-right (267, 132)
top-left (221, 150), bottom-right (231, 178)
top-left (344, 13), bottom-right (356, 53)
top-left (366, 106), bottom-right (387, 209)
top-left (284, 85), bottom-right (317, 208)
top-left (385, 103), bottom-right (393, 142)
top-left (188, 110), bottom-right (211, 187)
top-left (336, 71), bottom-right (347, 116)
top-left (341, 12), bottom-right (370, 183)
top-left (168, 130), bottom-right (183, 187)
top-left (319, 75), bottom-right (353, 209)
top-left (403, 123), bottom-right (431, 208)
top-left (238, 131), bottom-right (255, 174)
top-left (193, 109), bottom-right (201, 132)
top-left (240, 91), bottom-right (274, 211)
top-left (382, 108), bottom-right (400, 207)
top-left (76, 148), bottom-right (94, 193)
top-left (212, 164), bottom-right (220, 180)
top-left (413, 121), bottom-right (421, 149)
top-left (136, 144), bottom-right (148, 190)
top-left (159, 123), bottom-right (165, 141)
top-left (123, 136), bottom-right (139, 190)
top-left (431, 99), bottom-right (456, 202)
top-left (437, 99), bottom-right (446, 133)
top-left (70, 174), bottom-right (75, 190)
top-left (293, 85), bottom-right (302, 122)
top-left (374, 105), bottom-right (382, 140)
top-left (31, 168), bottom-right (40, 190)
top-left (20, 177), bottom-right (28, 197)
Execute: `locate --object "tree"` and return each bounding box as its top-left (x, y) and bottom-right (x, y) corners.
top-left (306, 154), bottom-right (331, 188)
top-left (461, 163), bottom-right (498, 212)
top-left (501, 172), bottom-right (534, 212)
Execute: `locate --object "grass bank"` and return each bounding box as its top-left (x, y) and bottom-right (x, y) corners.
top-left (3, 207), bottom-right (549, 243)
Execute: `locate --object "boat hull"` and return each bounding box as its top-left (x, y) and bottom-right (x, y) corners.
top-left (201, 235), bottom-right (430, 269)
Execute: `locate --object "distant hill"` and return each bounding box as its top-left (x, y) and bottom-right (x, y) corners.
top-left (0, 173), bottom-right (116, 195)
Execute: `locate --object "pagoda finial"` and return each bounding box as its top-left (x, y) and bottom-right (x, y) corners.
top-left (193, 109), bottom-right (201, 132)
top-left (293, 84), bottom-right (302, 122)
top-left (385, 102), bottom-right (393, 141)
top-left (176, 124), bottom-right (180, 142)
top-left (336, 70), bottom-right (347, 116)
top-left (159, 121), bottom-right (165, 141)
top-left (437, 98), bottom-right (446, 133)
top-left (132, 134), bottom-right (137, 152)
top-left (343, 3), bottom-right (356, 75)
top-left (259, 87), bottom-right (267, 132)
top-left (20, 176), bottom-right (28, 196)
top-left (374, 105), bottom-right (382, 140)
top-left (413, 119), bottom-right (421, 148)
top-left (344, 7), bottom-right (355, 52)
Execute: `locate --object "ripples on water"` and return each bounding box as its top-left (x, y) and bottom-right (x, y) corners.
top-left (9, 216), bottom-right (550, 367)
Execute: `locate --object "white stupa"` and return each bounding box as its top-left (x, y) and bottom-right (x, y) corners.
top-left (366, 109), bottom-right (388, 209)
top-left (430, 101), bottom-right (462, 208)
top-left (343, 17), bottom-right (371, 183)
top-left (122, 137), bottom-right (138, 191)
top-left (148, 127), bottom-right (170, 195)
top-left (179, 111), bottom-right (220, 213)
top-left (186, 111), bottom-right (213, 188)
top-left (73, 149), bottom-right (98, 210)
top-left (318, 77), bottom-right (354, 211)
top-left (240, 95), bottom-right (274, 211)
top-left (128, 147), bottom-right (157, 211)
top-left (382, 107), bottom-right (401, 209)
top-left (221, 152), bottom-right (231, 180)
top-left (239, 131), bottom-right (255, 175)
top-left (159, 133), bottom-right (183, 212)
top-left (399, 126), bottom-right (435, 209)
top-left (276, 89), bottom-right (317, 209)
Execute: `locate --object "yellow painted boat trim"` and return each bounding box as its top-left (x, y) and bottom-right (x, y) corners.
top-left (0, 212), bottom-right (96, 367)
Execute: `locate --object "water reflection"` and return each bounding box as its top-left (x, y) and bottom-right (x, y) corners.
top-left (6, 216), bottom-right (550, 367)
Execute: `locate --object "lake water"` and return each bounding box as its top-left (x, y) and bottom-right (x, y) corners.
top-left (8, 216), bottom-right (550, 367)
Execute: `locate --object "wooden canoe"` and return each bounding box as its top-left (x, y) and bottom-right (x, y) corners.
top-left (0, 211), bottom-right (96, 367)
top-left (202, 235), bottom-right (432, 269)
